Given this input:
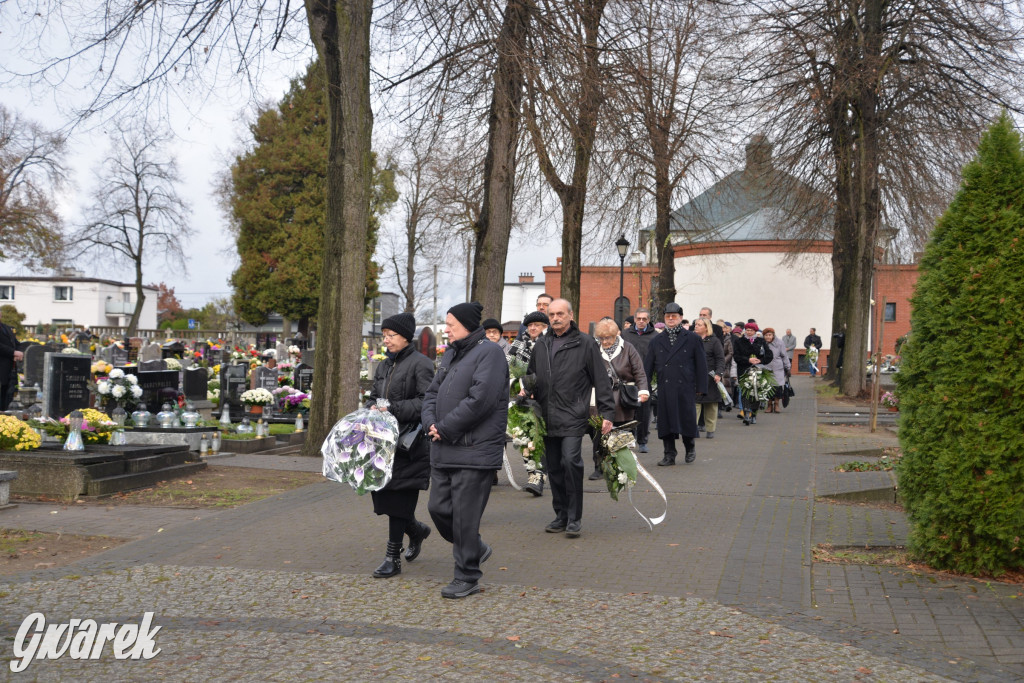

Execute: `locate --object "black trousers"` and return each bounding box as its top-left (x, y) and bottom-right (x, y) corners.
top-left (661, 434), bottom-right (695, 457)
top-left (428, 467), bottom-right (493, 583)
top-left (544, 435), bottom-right (584, 524)
top-left (635, 401), bottom-right (652, 445)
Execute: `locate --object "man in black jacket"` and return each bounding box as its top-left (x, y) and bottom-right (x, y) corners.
top-left (0, 322), bottom-right (22, 411)
top-left (621, 307), bottom-right (657, 452)
top-left (527, 298), bottom-right (614, 538)
top-left (423, 302), bottom-right (509, 599)
top-left (803, 328), bottom-right (823, 377)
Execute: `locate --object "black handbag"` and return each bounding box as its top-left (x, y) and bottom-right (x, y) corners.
top-left (396, 423), bottom-right (425, 453)
top-left (618, 382), bottom-right (641, 408)
top-left (781, 380), bottom-right (795, 407)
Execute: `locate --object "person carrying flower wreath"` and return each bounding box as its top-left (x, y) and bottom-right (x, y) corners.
top-left (506, 310), bottom-right (549, 495)
top-left (733, 322), bottom-right (774, 425)
top-left (364, 312), bottom-right (436, 580)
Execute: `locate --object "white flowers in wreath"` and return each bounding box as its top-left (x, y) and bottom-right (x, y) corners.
top-left (240, 388), bottom-right (275, 406)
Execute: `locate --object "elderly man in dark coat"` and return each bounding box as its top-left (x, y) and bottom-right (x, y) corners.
top-left (422, 302), bottom-right (509, 599)
top-left (643, 303), bottom-right (708, 466)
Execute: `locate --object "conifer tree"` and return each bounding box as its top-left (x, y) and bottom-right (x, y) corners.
top-left (896, 112), bottom-right (1024, 575)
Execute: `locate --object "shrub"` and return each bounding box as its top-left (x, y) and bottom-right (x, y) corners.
top-left (896, 112), bottom-right (1024, 575)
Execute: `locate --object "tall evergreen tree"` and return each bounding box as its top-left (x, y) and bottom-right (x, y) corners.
top-left (896, 112), bottom-right (1024, 576)
top-left (228, 60), bottom-right (396, 331)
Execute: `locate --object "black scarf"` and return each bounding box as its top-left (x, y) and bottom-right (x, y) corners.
top-left (666, 324), bottom-right (685, 345)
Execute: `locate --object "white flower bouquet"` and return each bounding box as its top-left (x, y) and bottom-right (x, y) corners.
top-left (591, 416), bottom-right (638, 500)
top-left (739, 366), bottom-right (779, 407)
top-left (93, 368), bottom-right (144, 409)
top-left (321, 402), bottom-right (399, 495)
top-left (165, 358), bottom-right (183, 371)
top-left (240, 388), bottom-right (275, 406)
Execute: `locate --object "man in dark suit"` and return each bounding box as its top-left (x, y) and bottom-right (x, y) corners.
top-left (622, 307), bottom-right (657, 452)
top-left (644, 303), bottom-right (708, 466)
top-left (0, 321), bottom-right (23, 410)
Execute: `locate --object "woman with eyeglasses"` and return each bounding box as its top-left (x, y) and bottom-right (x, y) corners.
top-left (365, 313), bottom-right (436, 579)
top-left (588, 318), bottom-right (649, 480)
top-left (761, 327), bottom-right (791, 413)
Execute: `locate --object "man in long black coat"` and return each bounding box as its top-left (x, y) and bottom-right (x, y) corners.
top-left (644, 303), bottom-right (708, 466)
top-left (0, 321), bottom-right (22, 411)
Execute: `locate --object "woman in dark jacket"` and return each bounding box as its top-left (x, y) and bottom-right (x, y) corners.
top-left (732, 322), bottom-right (774, 426)
top-left (365, 313), bottom-right (436, 579)
top-left (588, 318), bottom-right (650, 479)
top-left (694, 318), bottom-right (725, 438)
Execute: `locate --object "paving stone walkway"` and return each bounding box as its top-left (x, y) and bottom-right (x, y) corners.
top-left (1, 376), bottom-right (1021, 681)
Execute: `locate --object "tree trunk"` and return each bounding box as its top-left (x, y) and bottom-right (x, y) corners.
top-left (652, 153), bottom-right (675, 317)
top-left (405, 212), bottom-right (417, 312)
top-left (471, 0), bottom-right (530, 319)
top-left (128, 258), bottom-right (144, 336)
top-left (303, 0), bottom-right (373, 455)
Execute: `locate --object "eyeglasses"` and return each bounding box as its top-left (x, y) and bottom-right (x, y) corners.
top-left (596, 335), bottom-right (616, 341)
top-left (382, 333), bottom-right (398, 341)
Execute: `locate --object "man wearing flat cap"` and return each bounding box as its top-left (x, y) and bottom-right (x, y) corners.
top-left (643, 302), bottom-right (708, 466)
top-left (422, 302), bottom-right (509, 599)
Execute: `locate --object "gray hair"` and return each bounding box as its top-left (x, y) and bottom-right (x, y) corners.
top-left (634, 307), bottom-right (650, 317)
top-left (550, 298), bottom-right (574, 315)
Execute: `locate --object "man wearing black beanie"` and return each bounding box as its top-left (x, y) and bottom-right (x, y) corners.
top-left (422, 302), bottom-right (508, 599)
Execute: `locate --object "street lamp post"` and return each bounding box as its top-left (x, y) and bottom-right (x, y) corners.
top-left (614, 235), bottom-right (630, 327)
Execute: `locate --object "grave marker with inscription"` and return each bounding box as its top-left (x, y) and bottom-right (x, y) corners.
top-left (136, 370), bottom-right (180, 409)
top-left (41, 353), bottom-right (92, 418)
top-left (220, 364), bottom-right (248, 414)
top-left (23, 343), bottom-right (58, 388)
top-left (294, 363), bottom-right (314, 393)
top-left (183, 366), bottom-right (208, 401)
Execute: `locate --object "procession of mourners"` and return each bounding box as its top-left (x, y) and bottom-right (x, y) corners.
top-left (320, 298), bottom-right (807, 598)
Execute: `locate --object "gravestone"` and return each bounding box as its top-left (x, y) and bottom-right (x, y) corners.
top-left (23, 343), bottom-right (58, 388)
top-left (179, 357), bottom-right (194, 370)
top-left (140, 341), bottom-right (162, 362)
top-left (416, 326), bottom-right (437, 361)
top-left (41, 353), bottom-right (92, 419)
top-left (220, 364), bottom-right (248, 414)
top-left (183, 366), bottom-right (208, 401)
top-left (135, 370), bottom-right (181, 410)
top-left (276, 342), bottom-right (288, 362)
top-left (194, 341), bottom-right (210, 362)
top-left (111, 345), bottom-right (129, 367)
top-left (161, 340), bottom-right (185, 359)
top-left (304, 347), bottom-right (315, 369)
top-left (207, 347), bottom-right (223, 366)
top-left (138, 359), bottom-right (168, 372)
top-left (128, 337), bottom-right (144, 363)
top-left (294, 363), bottom-right (314, 394)
top-left (251, 365), bottom-right (279, 416)
top-left (99, 344), bottom-right (114, 365)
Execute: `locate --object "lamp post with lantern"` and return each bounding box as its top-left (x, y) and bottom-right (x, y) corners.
top-left (614, 235), bottom-right (630, 328)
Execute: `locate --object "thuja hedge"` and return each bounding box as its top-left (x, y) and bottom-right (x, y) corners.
top-left (895, 112), bottom-right (1024, 576)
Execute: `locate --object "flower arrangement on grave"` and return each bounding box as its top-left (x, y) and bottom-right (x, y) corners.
top-left (274, 387), bottom-right (309, 413)
top-left (30, 409), bottom-right (116, 445)
top-left (165, 358), bottom-right (183, 371)
top-left (360, 341), bottom-right (369, 360)
top-left (277, 374), bottom-right (293, 388)
top-left (288, 345), bottom-right (301, 359)
top-left (0, 415), bottom-right (41, 451)
top-left (880, 391), bottom-right (899, 409)
top-left (93, 368), bottom-right (144, 409)
top-left (321, 400), bottom-right (398, 495)
top-left (240, 388), bottom-right (275, 407)
top-left (60, 346), bottom-right (84, 354)
top-left (91, 361), bottom-right (113, 376)
top-left (506, 358), bottom-right (545, 473)
top-left (739, 366), bottom-right (779, 408)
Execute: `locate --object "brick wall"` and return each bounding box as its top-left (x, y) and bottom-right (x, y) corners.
top-left (872, 264), bottom-right (919, 357)
top-left (542, 259), bottom-right (659, 331)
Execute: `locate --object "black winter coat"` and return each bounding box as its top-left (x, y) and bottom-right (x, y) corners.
top-left (421, 327), bottom-right (509, 470)
top-left (733, 334), bottom-right (774, 378)
top-left (699, 335), bottom-right (725, 403)
top-left (621, 325), bottom-right (658, 360)
top-left (366, 345), bottom-right (435, 491)
top-left (529, 321), bottom-right (615, 437)
top-left (644, 328), bottom-right (708, 438)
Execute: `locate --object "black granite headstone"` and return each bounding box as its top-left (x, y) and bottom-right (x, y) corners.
top-left (183, 366), bottom-right (208, 401)
top-left (161, 341), bottom-right (185, 359)
top-left (207, 347), bottom-right (223, 366)
top-left (194, 341), bottom-right (210, 362)
top-left (221, 364), bottom-right (248, 410)
top-left (41, 353), bottom-right (92, 419)
top-left (294, 363), bottom-right (314, 393)
top-left (23, 343), bottom-right (57, 388)
top-left (304, 347), bottom-right (315, 369)
top-left (136, 370), bottom-right (180, 409)
top-left (112, 346), bottom-right (129, 366)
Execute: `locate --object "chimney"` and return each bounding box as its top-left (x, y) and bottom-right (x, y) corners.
top-left (745, 134), bottom-right (772, 174)
top-left (518, 273), bottom-right (534, 283)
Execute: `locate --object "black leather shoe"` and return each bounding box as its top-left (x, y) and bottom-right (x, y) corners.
top-left (405, 522), bottom-right (431, 561)
top-left (545, 518), bottom-right (567, 533)
top-left (638, 444), bottom-right (648, 453)
top-left (565, 521), bottom-right (581, 538)
top-left (706, 432), bottom-right (714, 439)
top-left (685, 446), bottom-right (696, 464)
top-left (441, 579), bottom-right (480, 599)
top-left (372, 540), bottom-right (403, 578)
top-left (657, 456), bottom-right (676, 466)
top-left (588, 469), bottom-right (602, 480)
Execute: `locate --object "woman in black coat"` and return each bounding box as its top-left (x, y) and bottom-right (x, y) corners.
top-left (694, 318), bottom-right (725, 438)
top-left (732, 322), bottom-right (774, 426)
top-left (365, 313), bottom-right (436, 578)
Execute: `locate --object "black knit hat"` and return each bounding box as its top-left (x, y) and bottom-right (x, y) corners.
top-left (523, 311), bottom-right (549, 326)
top-left (482, 318), bottom-right (503, 332)
top-left (448, 302), bottom-right (484, 332)
top-left (381, 312), bottom-right (416, 341)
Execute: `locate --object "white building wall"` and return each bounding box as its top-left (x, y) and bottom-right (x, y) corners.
top-left (0, 278), bottom-right (158, 330)
top-left (672, 251), bottom-right (834, 346)
top-left (501, 282), bottom-right (547, 325)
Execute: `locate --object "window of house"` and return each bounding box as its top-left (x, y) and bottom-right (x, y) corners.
top-left (54, 286), bottom-right (74, 301)
top-left (0, 285), bottom-right (13, 300)
top-left (123, 292), bottom-right (131, 302)
top-left (883, 302), bottom-right (896, 322)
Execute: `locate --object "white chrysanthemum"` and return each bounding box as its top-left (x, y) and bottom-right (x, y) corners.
top-left (109, 368), bottom-right (125, 380)
top-left (130, 385), bottom-right (143, 398)
top-left (97, 381), bottom-right (111, 395)
top-left (126, 374), bottom-right (138, 385)
top-left (617, 472), bottom-right (628, 485)
top-left (111, 385), bottom-right (126, 398)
